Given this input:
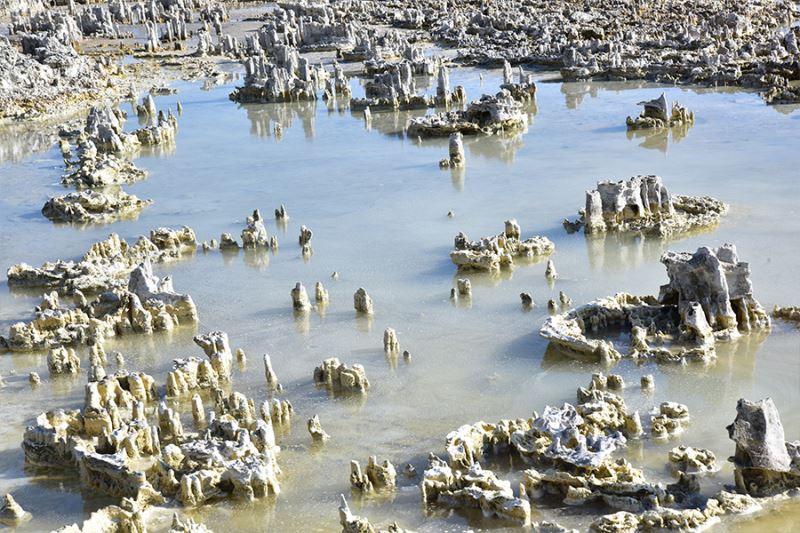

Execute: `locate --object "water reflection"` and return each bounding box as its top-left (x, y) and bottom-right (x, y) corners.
top-left (625, 121), bottom-right (691, 153)
top-left (239, 100), bottom-right (317, 139)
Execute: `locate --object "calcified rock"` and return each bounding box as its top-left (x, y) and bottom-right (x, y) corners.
top-left (450, 223), bottom-right (554, 271)
top-left (55, 499), bottom-right (148, 533)
top-left (773, 306), bottom-right (800, 324)
top-left (338, 494), bottom-right (415, 533)
top-left (501, 61), bottom-right (537, 103)
top-left (640, 375), bottom-right (654, 391)
top-left (651, 402), bottom-right (690, 439)
top-left (383, 327), bottom-right (399, 353)
top-left (275, 204), bottom-right (289, 220)
top-left (241, 209), bottom-right (269, 247)
top-left (7, 226), bottom-right (196, 294)
top-left (169, 513), bottom-right (213, 533)
top-left (422, 456), bottom-right (531, 525)
top-left (47, 346), bottom-right (81, 375)
top-left (42, 189), bottom-right (151, 224)
top-left (0, 494), bottom-right (29, 525)
top-left (29, 372), bottom-right (41, 385)
top-left (350, 62), bottom-right (432, 111)
top-left (219, 233), bottom-right (239, 249)
top-left (408, 90), bottom-right (526, 137)
top-left (565, 175), bottom-right (727, 237)
top-left (298, 225), bottom-right (313, 246)
top-left (308, 414), bottom-right (330, 442)
top-left (541, 244), bottom-right (767, 364)
top-left (728, 397), bottom-right (800, 496)
top-left (456, 278), bottom-right (471, 297)
top-left (439, 132), bottom-right (465, 169)
top-left (263, 354), bottom-right (279, 390)
top-left (291, 282), bottom-right (311, 311)
top-left (545, 259), bottom-right (558, 280)
top-left (669, 446), bottom-right (718, 474)
top-left (314, 357), bottom-right (369, 393)
top-left (626, 94), bottom-right (695, 130)
top-left (62, 145), bottom-right (148, 188)
top-left (315, 282), bottom-right (329, 304)
top-left (354, 287), bottom-right (374, 314)
top-left (135, 110), bottom-right (178, 146)
top-left (351, 456), bottom-right (397, 492)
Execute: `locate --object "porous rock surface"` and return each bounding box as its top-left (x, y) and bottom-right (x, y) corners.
top-left (541, 244), bottom-right (769, 364)
top-left (450, 220), bottom-right (554, 271)
top-left (564, 175), bottom-right (727, 237)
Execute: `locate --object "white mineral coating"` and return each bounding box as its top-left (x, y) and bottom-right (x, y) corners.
top-left (446, 132), bottom-right (465, 168)
top-left (727, 397), bottom-right (800, 496)
top-left (421, 457), bottom-right (531, 526)
top-left (298, 225), bottom-right (313, 246)
top-left (660, 244), bottom-right (770, 338)
top-left (0, 493), bottom-right (29, 524)
top-left (315, 282), bottom-right (329, 304)
top-left (354, 287), bottom-right (374, 314)
top-left (291, 282), bottom-right (311, 311)
top-left (128, 260), bottom-right (199, 328)
top-left (408, 90), bottom-right (526, 137)
top-left (7, 226), bottom-right (196, 295)
top-left (541, 244), bottom-right (767, 364)
top-left (456, 278), bottom-right (472, 297)
top-left (668, 446), bottom-right (718, 474)
top-left (192, 330), bottom-right (233, 381)
top-left (566, 175), bottom-right (727, 237)
top-left (263, 353), bottom-right (279, 390)
top-left (313, 357), bottom-right (369, 393)
top-left (48, 346), bottom-right (81, 375)
top-left (135, 110), bottom-right (178, 146)
top-left (61, 145), bottom-right (148, 189)
top-left (307, 414), bottom-right (330, 442)
top-left (241, 209), bottom-right (269, 247)
top-left (450, 225), bottom-right (554, 271)
top-left (29, 371), bottom-right (41, 385)
top-left (42, 189), bottom-right (151, 224)
top-left (383, 327), bottom-right (399, 353)
top-left (626, 93), bottom-right (695, 130)
top-left (191, 394), bottom-right (206, 428)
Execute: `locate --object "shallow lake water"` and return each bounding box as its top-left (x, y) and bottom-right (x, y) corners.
top-left (0, 64), bottom-right (799, 532)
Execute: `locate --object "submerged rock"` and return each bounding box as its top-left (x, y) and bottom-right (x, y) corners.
top-left (350, 456), bottom-right (397, 492)
top-left (668, 446), bottom-right (718, 474)
top-left (0, 494), bottom-right (29, 525)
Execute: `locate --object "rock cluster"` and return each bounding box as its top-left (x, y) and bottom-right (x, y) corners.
top-left (3, 260), bottom-right (198, 352)
top-left (450, 220), bottom-right (554, 271)
top-left (541, 244), bottom-right (769, 364)
top-left (313, 358), bottom-right (370, 393)
top-left (42, 189), bottom-right (152, 224)
top-left (408, 90), bottom-right (527, 137)
top-left (626, 94), bottom-right (695, 130)
top-left (7, 226), bottom-right (196, 294)
top-left (564, 175), bottom-right (727, 237)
